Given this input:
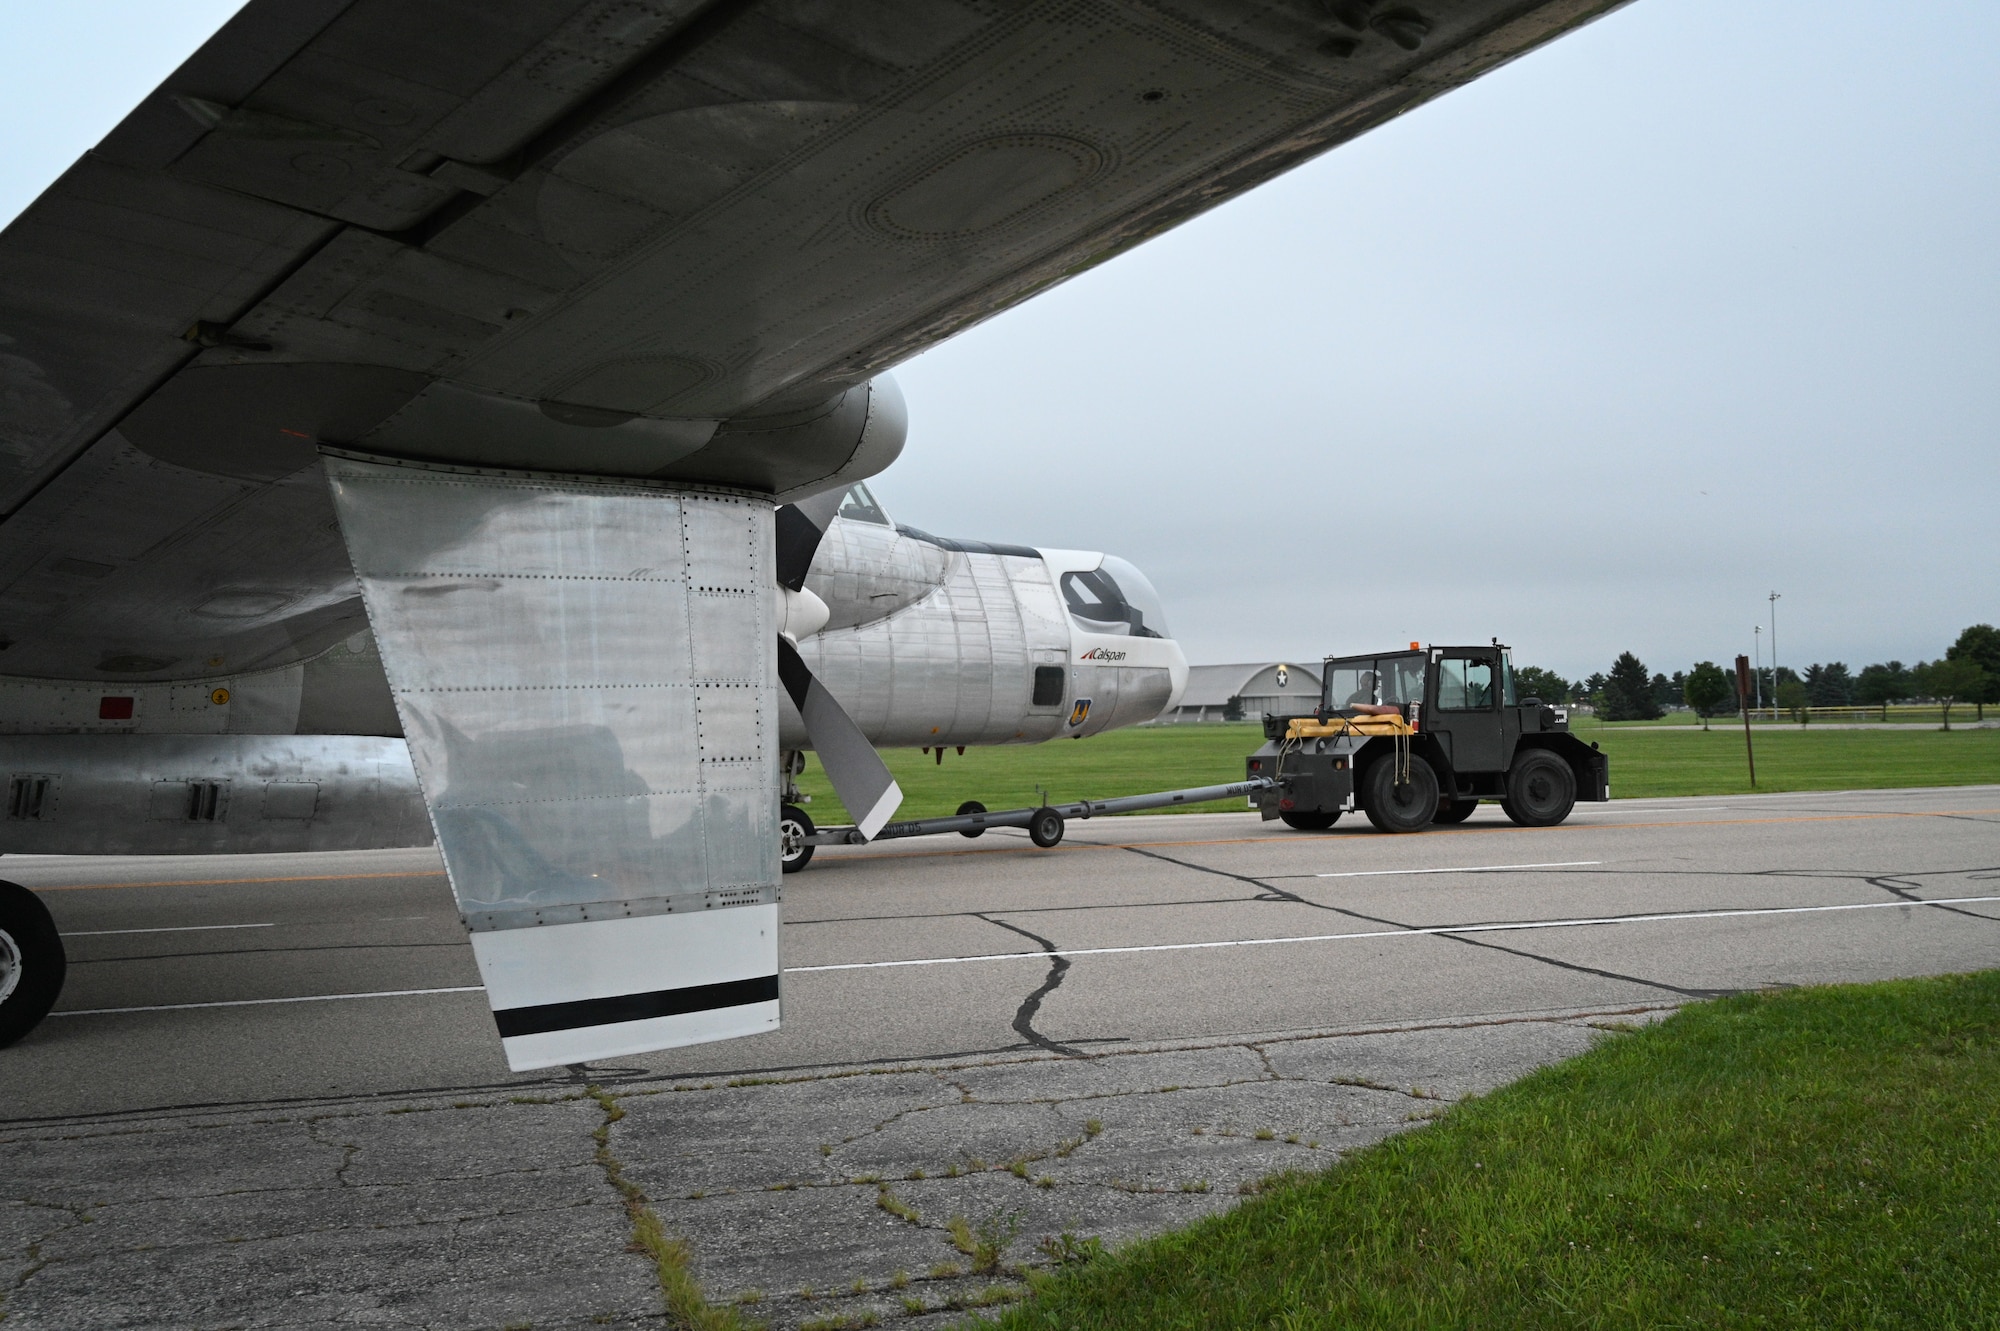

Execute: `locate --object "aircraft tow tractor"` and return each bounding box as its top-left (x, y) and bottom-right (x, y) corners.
top-left (1247, 642), bottom-right (1609, 834)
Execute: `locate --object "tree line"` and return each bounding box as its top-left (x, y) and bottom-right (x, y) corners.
top-left (1514, 624), bottom-right (1999, 728)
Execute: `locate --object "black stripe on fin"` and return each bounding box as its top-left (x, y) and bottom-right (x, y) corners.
top-left (493, 974), bottom-right (780, 1037)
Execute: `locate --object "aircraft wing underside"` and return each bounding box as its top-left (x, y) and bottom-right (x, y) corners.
top-left (0, 0), bottom-right (1625, 1066)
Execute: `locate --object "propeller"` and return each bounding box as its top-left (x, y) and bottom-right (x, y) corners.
top-left (773, 490), bottom-right (903, 840)
top-left (776, 489), bottom-right (844, 592)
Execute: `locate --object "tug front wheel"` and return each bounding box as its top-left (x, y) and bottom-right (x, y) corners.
top-left (1363, 756), bottom-right (1439, 834)
top-left (0, 881), bottom-right (65, 1049)
top-left (1501, 751), bottom-right (1576, 827)
top-left (1279, 809), bottom-right (1341, 831)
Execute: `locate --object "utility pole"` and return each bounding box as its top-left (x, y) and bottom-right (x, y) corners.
top-left (1768, 591), bottom-right (1781, 721)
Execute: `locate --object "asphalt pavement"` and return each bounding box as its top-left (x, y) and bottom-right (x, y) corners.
top-left (3, 785), bottom-right (1997, 1329)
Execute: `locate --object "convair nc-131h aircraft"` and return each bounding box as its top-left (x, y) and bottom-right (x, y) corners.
top-left (0, 0), bottom-right (1625, 1067)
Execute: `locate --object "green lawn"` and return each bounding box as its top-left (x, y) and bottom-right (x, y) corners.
top-left (973, 973), bottom-right (2000, 1331)
top-left (1575, 721), bottom-right (2000, 799)
top-left (793, 723), bottom-right (2000, 824)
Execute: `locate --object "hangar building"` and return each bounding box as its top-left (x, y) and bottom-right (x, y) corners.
top-left (1157, 662), bottom-right (1322, 724)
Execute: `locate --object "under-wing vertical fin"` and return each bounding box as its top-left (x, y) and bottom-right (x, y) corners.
top-left (323, 453), bottom-right (781, 1070)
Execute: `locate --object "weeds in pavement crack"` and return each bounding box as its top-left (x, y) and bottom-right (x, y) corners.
top-left (586, 1085), bottom-right (746, 1331)
top-left (946, 1211), bottom-right (1020, 1274)
top-left (876, 1187), bottom-right (922, 1225)
top-left (4, 1200), bottom-right (93, 1320)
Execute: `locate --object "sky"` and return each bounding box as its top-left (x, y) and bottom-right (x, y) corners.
top-left (4, 2), bottom-right (1995, 683)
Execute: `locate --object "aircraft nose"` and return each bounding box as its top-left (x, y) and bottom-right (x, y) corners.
top-left (1163, 635), bottom-right (1189, 712)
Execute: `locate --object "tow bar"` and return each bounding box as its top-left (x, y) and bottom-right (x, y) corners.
top-left (804, 777), bottom-right (1276, 850)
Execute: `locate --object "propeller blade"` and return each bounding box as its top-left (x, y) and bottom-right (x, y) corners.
top-left (775, 489), bottom-right (845, 592)
top-left (776, 636), bottom-right (902, 839)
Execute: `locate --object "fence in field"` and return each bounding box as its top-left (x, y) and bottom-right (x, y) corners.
top-left (1577, 703), bottom-right (1991, 727)
top-left (1757, 703), bottom-right (1990, 726)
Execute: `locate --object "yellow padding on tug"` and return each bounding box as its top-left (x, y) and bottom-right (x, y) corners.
top-left (1285, 713), bottom-right (1413, 740)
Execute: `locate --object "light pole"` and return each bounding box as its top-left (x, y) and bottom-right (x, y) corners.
top-left (1753, 625), bottom-right (1763, 714)
top-left (1768, 591), bottom-right (1781, 720)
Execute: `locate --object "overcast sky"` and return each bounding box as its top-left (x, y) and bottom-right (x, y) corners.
top-left (5, 2), bottom-right (1994, 682)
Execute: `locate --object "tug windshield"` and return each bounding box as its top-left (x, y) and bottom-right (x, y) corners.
top-left (1322, 652), bottom-right (1425, 709)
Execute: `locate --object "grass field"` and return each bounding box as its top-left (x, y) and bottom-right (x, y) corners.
top-left (974, 972), bottom-right (2000, 1331)
top-left (792, 722), bottom-right (2000, 824)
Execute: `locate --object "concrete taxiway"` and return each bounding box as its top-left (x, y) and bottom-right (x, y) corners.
top-left (3, 786), bottom-right (1997, 1328)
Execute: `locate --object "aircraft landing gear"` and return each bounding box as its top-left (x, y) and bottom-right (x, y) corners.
top-left (0, 880), bottom-right (65, 1048)
top-left (780, 804), bottom-right (815, 874)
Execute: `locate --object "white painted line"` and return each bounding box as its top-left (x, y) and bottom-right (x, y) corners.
top-left (51, 894), bottom-right (2000, 1015)
top-left (1316, 860), bottom-right (1599, 879)
top-left (52, 985), bottom-right (485, 1018)
top-left (786, 894), bottom-right (2000, 974)
top-left (63, 923), bottom-right (277, 937)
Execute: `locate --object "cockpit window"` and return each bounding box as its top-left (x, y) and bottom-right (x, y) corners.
top-left (1060, 556), bottom-right (1169, 639)
top-left (837, 482), bottom-right (890, 526)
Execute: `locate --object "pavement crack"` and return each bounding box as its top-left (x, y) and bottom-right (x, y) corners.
top-left (828, 1096), bottom-right (968, 1154)
top-left (1864, 872), bottom-right (2000, 922)
top-left (1439, 930), bottom-right (1733, 999)
top-left (303, 1116), bottom-right (361, 1188)
top-left (1322, 1075), bottom-right (1450, 1102)
top-left (584, 1084), bottom-right (741, 1331)
top-left (5, 1199), bottom-right (92, 1309)
top-left (1248, 1042), bottom-right (1287, 1082)
top-left (974, 914), bottom-right (1082, 1057)
top-left (1117, 842), bottom-right (1722, 999)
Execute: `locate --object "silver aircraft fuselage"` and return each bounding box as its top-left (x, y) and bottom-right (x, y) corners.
top-left (0, 485), bottom-right (1186, 856)
top-left (790, 495), bottom-right (1187, 750)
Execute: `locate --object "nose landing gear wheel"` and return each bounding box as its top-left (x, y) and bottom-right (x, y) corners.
top-left (0, 881), bottom-right (65, 1048)
top-left (1028, 807), bottom-right (1065, 848)
top-left (779, 804), bottom-right (815, 874)
top-left (1363, 757), bottom-right (1439, 833)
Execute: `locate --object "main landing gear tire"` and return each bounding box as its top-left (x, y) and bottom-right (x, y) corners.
top-left (1432, 797), bottom-right (1478, 825)
top-left (1279, 809), bottom-right (1341, 831)
top-left (0, 880), bottom-right (65, 1049)
top-left (956, 801), bottom-right (987, 838)
top-left (1363, 757), bottom-right (1439, 834)
top-left (779, 804), bottom-right (815, 874)
top-left (1028, 807), bottom-right (1065, 849)
top-left (1501, 751), bottom-right (1576, 828)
